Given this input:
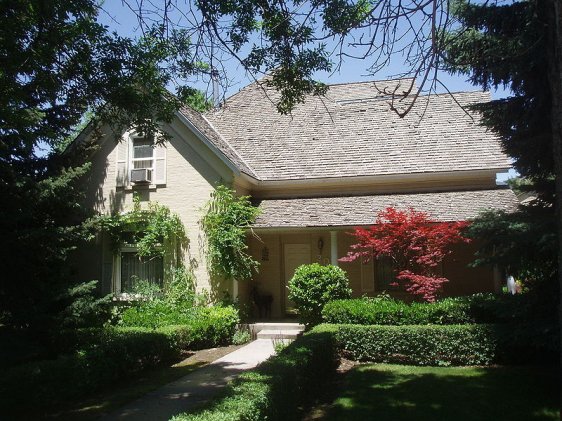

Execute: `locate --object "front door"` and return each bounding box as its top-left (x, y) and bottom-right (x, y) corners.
top-left (283, 243), bottom-right (311, 313)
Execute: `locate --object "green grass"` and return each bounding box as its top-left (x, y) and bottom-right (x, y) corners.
top-left (328, 364), bottom-right (559, 421)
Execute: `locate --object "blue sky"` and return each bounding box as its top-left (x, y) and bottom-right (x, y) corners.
top-left (98, 1), bottom-right (511, 101)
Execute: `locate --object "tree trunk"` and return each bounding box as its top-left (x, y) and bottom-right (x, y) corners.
top-left (545, 0), bottom-right (562, 418)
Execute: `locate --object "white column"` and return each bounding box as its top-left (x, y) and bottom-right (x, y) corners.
top-left (330, 230), bottom-right (338, 266)
top-left (232, 279), bottom-right (239, 300)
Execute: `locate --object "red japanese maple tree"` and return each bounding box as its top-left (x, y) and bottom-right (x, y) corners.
top-left (339, 207), bottom-right (470, 302)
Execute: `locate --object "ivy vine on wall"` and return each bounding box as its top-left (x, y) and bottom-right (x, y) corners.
top-left (98, 195), bottom-right (187, 258)
top-left (200, 185), bottom-right (260, 281)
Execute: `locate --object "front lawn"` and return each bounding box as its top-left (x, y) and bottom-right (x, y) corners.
top-left (327, 364), bottom-right (558, 421)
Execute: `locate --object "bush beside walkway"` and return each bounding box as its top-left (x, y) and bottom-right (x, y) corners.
top-left (0, 306), bottom-right (239, 413)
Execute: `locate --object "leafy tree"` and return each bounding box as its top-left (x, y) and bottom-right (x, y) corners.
top-left (0, 1), bottom-right (196, 332)
top-left (340, 207), bottom-right (470, 302)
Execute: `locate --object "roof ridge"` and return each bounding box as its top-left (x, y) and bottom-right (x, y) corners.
top-left (200, 113), bottom-right (260, 179)
top-left (326, 77), bottom-right (415, 87)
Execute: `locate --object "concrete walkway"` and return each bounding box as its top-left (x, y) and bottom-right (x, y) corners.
top-left (100, 339), bottom-right (276, 421)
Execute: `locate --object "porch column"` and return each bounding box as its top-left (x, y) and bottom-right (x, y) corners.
top-left (232, 279), bottom-right (239, 300)
top-left (330, 230), bottom-right (338, 266)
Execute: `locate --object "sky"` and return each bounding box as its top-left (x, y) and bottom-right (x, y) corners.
top-left (97, 1), bottom-right (515, 181)
top-left (98, 1), bottom-right (511, 101)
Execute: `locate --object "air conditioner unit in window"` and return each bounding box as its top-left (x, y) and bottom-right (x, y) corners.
top-left (130, 168), bottom-right (153, 184)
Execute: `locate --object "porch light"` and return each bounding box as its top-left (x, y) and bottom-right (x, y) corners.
top-left (317, 238), bottom-right (324, 251)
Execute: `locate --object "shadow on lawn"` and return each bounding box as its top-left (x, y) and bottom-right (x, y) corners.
top-left (328, 364), bottom-right (559, 421)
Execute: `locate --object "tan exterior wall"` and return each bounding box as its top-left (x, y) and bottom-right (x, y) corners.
top-left (75, 118), bottom-right (237, 296)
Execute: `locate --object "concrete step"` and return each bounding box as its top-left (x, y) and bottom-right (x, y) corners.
top-left (249, 322), bottom-right (304, 333)
top-left (256, 329), bottom-right (303, 340)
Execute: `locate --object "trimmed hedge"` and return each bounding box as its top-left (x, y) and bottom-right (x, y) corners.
top-left (332, 324), bottom-right (499, 366)
top-left (322, 294), bottom-right (499, 325)
top-left (1, 306), bottom-right (239, 411)
top-left (172, 325), bottom-right (339, 421)
top-left (119, 302), bottom-right (239, 330)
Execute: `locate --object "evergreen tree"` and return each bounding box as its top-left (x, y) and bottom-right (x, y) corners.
top-left (0, 1), bottom-right (194, 331)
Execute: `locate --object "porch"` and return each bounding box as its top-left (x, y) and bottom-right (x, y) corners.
top-left (239, 228), bottom-right (500, 319)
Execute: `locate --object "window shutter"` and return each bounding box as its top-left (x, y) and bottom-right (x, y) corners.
top-left (116, 138), bottom-right (129, 187)
top-left (153, 142), bottom-right (167, 185)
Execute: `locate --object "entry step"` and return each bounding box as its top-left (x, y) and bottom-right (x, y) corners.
top-left (256, 329), bottom-right (303, 340)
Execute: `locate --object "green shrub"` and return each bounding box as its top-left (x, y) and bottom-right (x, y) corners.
top-left (288, 264), bottom-right (352, 326)
top-left (118, 302), bottom-right (239, 332)
top-left (322, 293), bottom-right (502, 325)
top-left (1, 308), bottom-right (239, 412)
top-left (333, 324), bottom-right (499, 366)
top-left (232, 328), bottom-right (251, 345)
top-left (172, 325), bottom-right (339, 421)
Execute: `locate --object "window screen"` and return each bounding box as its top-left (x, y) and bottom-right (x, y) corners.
top-left (132, 138), bottom-right (154, 170)
top-left (120, 252), bottom-right (163, 292)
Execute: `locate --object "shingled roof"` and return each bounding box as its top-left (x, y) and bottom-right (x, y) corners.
top-left (253, 188), bottom-right (519, 228)
top-left (178, 105), bottom-right (257, 178)
top-left (204, 78), bottom-right (510, 181)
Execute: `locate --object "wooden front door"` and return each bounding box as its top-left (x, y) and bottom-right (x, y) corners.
top-left (283, 243), bottom-right (311, 313)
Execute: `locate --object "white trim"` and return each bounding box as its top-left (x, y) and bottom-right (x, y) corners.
top-left (175, 111), bottom-right (241, 176)
top-left (330, 231), bottom-right (338, 266)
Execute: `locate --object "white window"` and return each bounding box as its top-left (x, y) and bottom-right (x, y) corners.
top-left (131, 137), bottom-right (154, 171)
top-left (116, 134), bottom-right (167, 187)
top-left (115, 245), bottom-right (164, 293)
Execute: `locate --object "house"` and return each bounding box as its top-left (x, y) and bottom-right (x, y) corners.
top-left (74, 78), bottom-right (519, 318)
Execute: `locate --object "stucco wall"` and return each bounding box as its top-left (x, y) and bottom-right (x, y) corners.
top-left (75, 118), bottom-right (236, 296)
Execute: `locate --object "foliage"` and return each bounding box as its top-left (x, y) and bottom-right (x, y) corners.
top-left (330, 321), bottom-right (557, 366)
top-left (333, 323), bottom-right (498, 366)
top-left (55, 280), bottom-right (113, 329)
top-left (98, 195), bottom-right (187, 258)
top-left (445, 1), bottom-right (562, 360)
top-left (322, 294), bottom-right (487, 325)
top-left (181, 87), bottom-right (214, 112)
top-left (171, 325), bottom-right (338, 421)
top-left (0, 0), bottom-right (197, 332)
top-left (446, 1), bottom-right (552, 193)
top-left (340, 207), bottom-right (470, 302)
top-left (0, 322), bottom-right (238, 412)
top-left (288, 263), bottom-right (352, 326)
top-left (466, 206), bottom-right (557, 291)
top-left (201, 185), bottom-right (260, 281)
top-left (119, 302), bottom-right (239, 333)
top-left (165, 266), bottom-right (197, 305)
top-left (322, 292), bottom-right (559, 333)
top-left (232, 328), bottom-right (252, 345)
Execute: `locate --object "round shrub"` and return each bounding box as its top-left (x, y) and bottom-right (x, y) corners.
top-left (288, 264), bottom-right (352, 326)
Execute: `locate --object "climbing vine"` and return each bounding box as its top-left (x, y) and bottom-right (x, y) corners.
top-left (98, 195), bottom-right (187, 258)
top-left (200, 185), bottom-right (260, 281)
